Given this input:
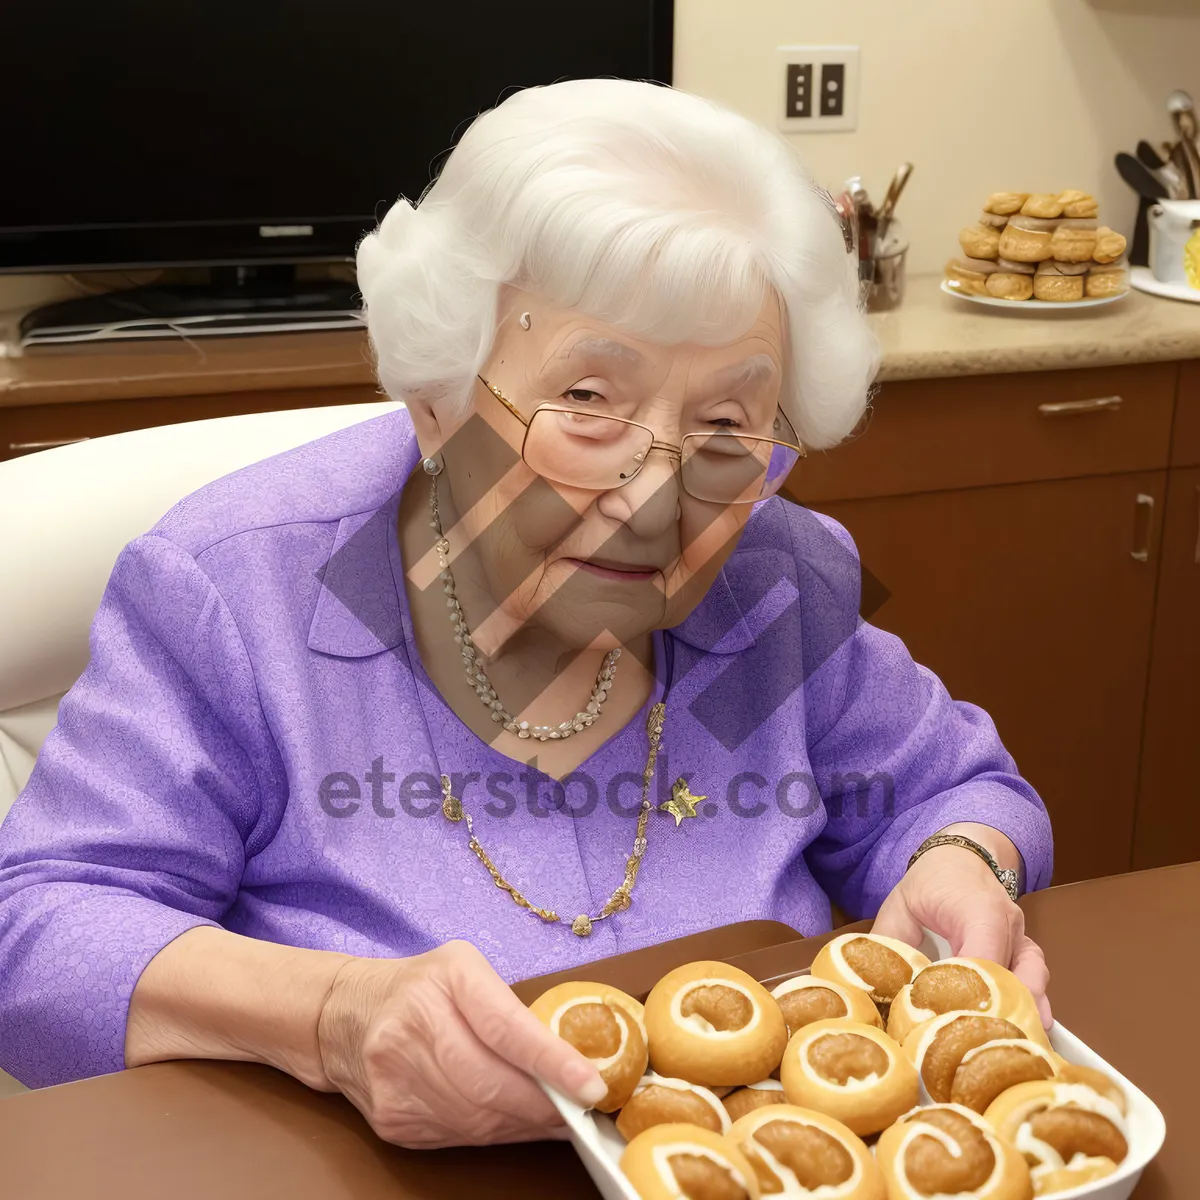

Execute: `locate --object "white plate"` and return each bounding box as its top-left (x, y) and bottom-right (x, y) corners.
top-left (543, 939), bottom-right (1166, 1200)
top-left (1130, 266), bottom-right (1200, 304)
top-left (940, 279), bottom-right (1129, 310)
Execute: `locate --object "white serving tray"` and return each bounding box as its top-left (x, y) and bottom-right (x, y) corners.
top-left (940, 279), bottom-right (1128, 311)
top-left (543, 936), bottom-right (1166, 1200)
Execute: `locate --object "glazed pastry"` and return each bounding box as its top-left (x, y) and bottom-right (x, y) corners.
top-left (1054, 1063), bottom-right (1127, 1114)
top-left (1086, 260), bottom-right (1128, 298)
top-left (979, 210), bottom-right (1011, 229)
top-left (729, 1104), bottom-right (886, 1199)
top-left (985, 192), bottom-right (1029, 215)
top-left (722, 1079), bottom-right (787, 1123)
top-left (945, 257), bottom-right (1000, 297)
top-left (621, 1122), bottom-right (761, 1200)
top-left (772, 974), bottom-right (883, 1038)
top-left (1058, 190), bottom-right (1099, 219)
top-left (959, 223), bottom-right (1002, 260)
top-left (1048, 219), bottom-right (1098, 263)
top-left (987, 273), bottom-right (1035, 301)
top-left (1034, 262), bottom-right (1085, 302)
top-left (995, 258), bottom-right (1036, 274)
top-left (887, 958), bottom-right (1050, 1049)
top-left (904, 1012), bottom-right (1057, 1112)
top-left (999, 217), bottom-right (1058, 263)
top-left (644, 961), bottom-right (788, 1087)
top-left (1044, 259), bottom-right (1090, 275)
top-left (1009, 216), bottom-right (1062, 231)
top-left (1092, 226), bottom-right (1128, 264)
top-left (616, 1073), bottom-right (732, 1141)
top-left (877, 1103), bottom-right (1034, 1200)
top-left (1033, 1161), bottom-right (1120, 1195)
top-left (779, 1017), bottom-right (919, 1136)
top-left (1021, 193), bottom-right (1065, 219)
top-left (529, 980), bottom-right (647, 1112)
top-left (809, 933), bottom-right (931, 1020)
top-left (984, 1079), bottom-right (1128, 1196)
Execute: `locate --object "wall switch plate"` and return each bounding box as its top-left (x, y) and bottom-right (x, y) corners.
top-left (777, 45), bottom-right (859, 133)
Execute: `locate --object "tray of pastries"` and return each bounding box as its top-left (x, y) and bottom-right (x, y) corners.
top-left (944, 192), bottom-right (1129, 308)
top-left (530, 931), bottom-right (1165, 1200)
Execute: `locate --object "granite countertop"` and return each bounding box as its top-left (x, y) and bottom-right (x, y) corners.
top-left (873, 274), bottom-right (1200, 383)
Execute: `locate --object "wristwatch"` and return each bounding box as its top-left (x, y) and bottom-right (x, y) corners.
top-left (907, 833), bottom-right (1021, 903)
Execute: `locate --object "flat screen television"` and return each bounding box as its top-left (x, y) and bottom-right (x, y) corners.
top-left (3, 1), bottom-right (672, 340)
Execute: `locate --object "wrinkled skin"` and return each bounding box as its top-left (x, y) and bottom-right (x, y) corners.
top-left (873, 844), bottom-right (1052, 1028)
top-left (316, 941), bottom-right (605, 1148)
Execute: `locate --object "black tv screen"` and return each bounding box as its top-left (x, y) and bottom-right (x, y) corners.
top-left (1, 1), bottom-right (672, 271)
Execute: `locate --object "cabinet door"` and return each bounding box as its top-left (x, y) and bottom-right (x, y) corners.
top-left (807, 472), bottom-right (1165, 884)
top-left (1134, 467), bottom-right (1200, 869)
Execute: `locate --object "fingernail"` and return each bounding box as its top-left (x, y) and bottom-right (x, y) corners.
top-left (564, 1061), bottom-right (607, 1107)
top-left (578, 1077), bottom-right (608, 1107)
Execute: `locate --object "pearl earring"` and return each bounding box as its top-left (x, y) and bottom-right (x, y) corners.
top-left (519, 312), bottom-right (532, 330)
top-left (421, 455), bottom-right (444, 476)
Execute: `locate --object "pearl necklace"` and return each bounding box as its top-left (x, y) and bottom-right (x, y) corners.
top-left (428, 475), bottom-right (621, 741)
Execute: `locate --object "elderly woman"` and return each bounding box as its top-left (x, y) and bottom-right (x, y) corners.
top-left (0, 79), bottom-right (1051, 1147)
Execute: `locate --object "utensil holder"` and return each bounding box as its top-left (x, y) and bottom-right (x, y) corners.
top-left (868, 242), bottom-right (908, 312)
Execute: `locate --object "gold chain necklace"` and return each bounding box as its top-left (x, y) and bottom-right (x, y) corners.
top-left (440, 701), bottom-right (667, 937)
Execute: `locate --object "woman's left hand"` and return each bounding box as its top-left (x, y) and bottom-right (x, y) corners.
top-left (871, 842), bottom-right (1052, 1029)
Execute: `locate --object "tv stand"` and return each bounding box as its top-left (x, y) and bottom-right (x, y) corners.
top-left (18, 264), bottom-right (362, 348)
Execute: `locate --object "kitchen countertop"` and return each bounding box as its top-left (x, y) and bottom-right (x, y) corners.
top-left (874, 274), bottom-right (1200, 383)
top-left (0, 276), bottom-right (1197, 407)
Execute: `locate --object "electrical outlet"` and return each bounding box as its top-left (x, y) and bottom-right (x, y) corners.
top-left (777, 45), bottom-right (859, 133)
top-left (785, 63), bottom-right (813, 119)
top-left (820, 63), bottom-right (846, 117)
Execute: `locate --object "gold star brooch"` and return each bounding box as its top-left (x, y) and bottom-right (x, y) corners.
top-left (659, 777), bottom-right (705, 826)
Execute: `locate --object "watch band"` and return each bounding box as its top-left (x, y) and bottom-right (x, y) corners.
top-left (907, 833), bottom-right (1021, 903)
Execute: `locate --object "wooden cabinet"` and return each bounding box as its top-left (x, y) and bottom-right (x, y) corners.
top-left (0, 330), bottom-right (378, 460)
top-left (0, 384), bottom-right (376, 459)
top-left (1133, 465), bottom-right (1200, 870)
top-left (814, 474), bottom-right (1165, 885)
top-left (787, 361), bottom-right (1195, 885)
top-left (1136, 361), bottom-right (1200, 866)
top-left (796, 363), bottom-right (1176, 503)
top-left (1171, 360), bottom-right (1200, 468)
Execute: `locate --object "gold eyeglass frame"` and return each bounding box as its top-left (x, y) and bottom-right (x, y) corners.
top-left (476, 375), bottom-right (806, 504)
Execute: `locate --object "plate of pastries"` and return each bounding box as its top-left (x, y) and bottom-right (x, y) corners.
top-left (530, 932), bottom-right (1165, 1200)
top-left (944, 191), bottom-right (1129, 307)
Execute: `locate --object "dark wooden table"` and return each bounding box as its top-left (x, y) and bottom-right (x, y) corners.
top-left (0, 867), bottom-right (1194, 1199)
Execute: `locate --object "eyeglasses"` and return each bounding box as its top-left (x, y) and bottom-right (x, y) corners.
top-left (478, 376), bottom-right (806, 505)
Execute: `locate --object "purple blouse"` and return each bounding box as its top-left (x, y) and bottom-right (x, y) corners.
top-left (0, 408), bottom-right (1051, 1088)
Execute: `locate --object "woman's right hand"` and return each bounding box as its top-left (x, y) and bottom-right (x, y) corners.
top-left (316, 939), bottom-right (608, 1148)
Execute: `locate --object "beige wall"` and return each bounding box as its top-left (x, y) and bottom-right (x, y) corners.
top-left (2, 0), bottom-right (1197, 321)
top-left (675, 0), bottom-right (1200, 274)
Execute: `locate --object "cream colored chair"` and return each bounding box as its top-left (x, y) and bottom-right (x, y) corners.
top-left (0, 398), bottom-right (400, 1096)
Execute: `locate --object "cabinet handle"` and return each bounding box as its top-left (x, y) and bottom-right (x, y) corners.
top-left (6, 437), bottom-right (92, 453)
top-left (1038, 395), bottom-right (1123, 416)
top-left (1132, 493), bottom-right (1155, 562)
top-left (1194, 487), bottom-right (1200, 565)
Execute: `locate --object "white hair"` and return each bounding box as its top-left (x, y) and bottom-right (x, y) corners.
top-left (357, 78), bottom-right (878, 451)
